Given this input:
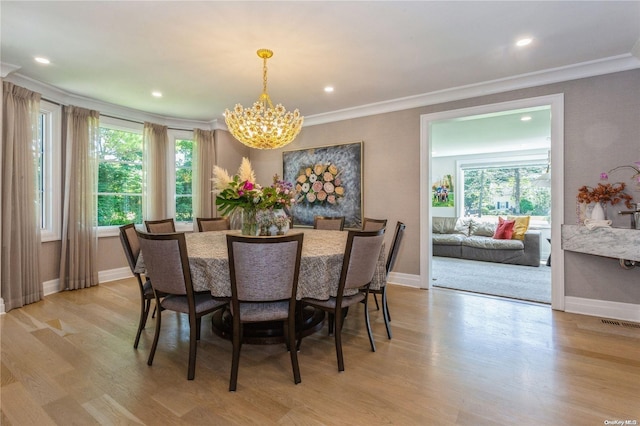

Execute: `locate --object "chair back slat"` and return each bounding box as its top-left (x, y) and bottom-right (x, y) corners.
top-left (119, 223), bottom-right (140, 274)
top-left (314, 216), bottom-right (345, 231)
top-left (362, 217), bottom-right (387, 231)
top-left (343, 231), bottom-right (385, 290)
top-left (145, 218), bottom-right (176, 233)
top-left (197, 217), bottom-right (230, 232)
top-left (386, 221), bottom-right (406, 275)
top-left (227, 234), bottom-right (303, 303)
top-left (137, 232), bottom-right (189, 295)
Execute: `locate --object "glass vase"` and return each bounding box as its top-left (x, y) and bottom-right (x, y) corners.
top-left (241, 208), bottom-right (259, 236)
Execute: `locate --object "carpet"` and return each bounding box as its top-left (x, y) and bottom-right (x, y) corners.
top-left (431, 257), bottom-right (551, 304)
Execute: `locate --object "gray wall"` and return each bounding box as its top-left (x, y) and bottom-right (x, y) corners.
top-left (39, 69), bottom-right (640, 305)
top-left (251, 69), bottom-right (640, 304)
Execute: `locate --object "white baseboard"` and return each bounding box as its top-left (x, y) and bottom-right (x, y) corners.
top-left (387, 272), bottom-right (422, 288)
top-left (41, 267), bottom-right (133, 297)
top-left (0, 297), bottom-right (4, 314)
top-left (386, 273), bottom-right (640, 323)
top-left (10, 269), bottom-right (638, 325)
top-left (43, 279), bottom-right (60, 296)
top-left (564, 296), bottom-right (640, 323)
top-left (99, 267), bottom-right (133, 283)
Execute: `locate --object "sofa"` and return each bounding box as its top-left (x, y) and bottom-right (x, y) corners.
top-left (432, 216), bottom-right (541, 267)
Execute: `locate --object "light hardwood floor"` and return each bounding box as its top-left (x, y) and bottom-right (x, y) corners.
top-left (2, 279), bottom-right (639, 425)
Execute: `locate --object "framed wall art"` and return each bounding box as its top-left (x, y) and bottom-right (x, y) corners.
top-left (432, 173), bottom-right (454, 207)
top-left (283, 141), bottom-right (363, 228)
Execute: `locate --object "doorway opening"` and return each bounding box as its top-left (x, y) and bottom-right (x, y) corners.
top-left (419, 95), bottom-right (565, 310)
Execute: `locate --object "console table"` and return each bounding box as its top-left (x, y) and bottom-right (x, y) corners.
top-left (561, 225), bottom-right (640, 262)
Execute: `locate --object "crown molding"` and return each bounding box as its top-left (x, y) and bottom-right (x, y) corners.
top-left (3, 73), bottom-right (216, 131)
top-left (0, 62), bottom-right (21, 78)
top-left (5, 54), bottom-right (639, 129)
top-left (303, 54), bottom-right (640, 127)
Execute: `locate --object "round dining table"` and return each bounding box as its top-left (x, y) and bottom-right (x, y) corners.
top-left (136, 228), bottom-right (387, 344)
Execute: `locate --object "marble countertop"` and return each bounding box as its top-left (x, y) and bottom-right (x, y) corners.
top-left (561, 224), bottom-right (640, 262)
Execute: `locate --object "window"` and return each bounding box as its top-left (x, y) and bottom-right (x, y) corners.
top-left (37, 101), bottom-right (61, 242)
top-left (97, 120), bottom-right (143, 227)
top-left (174, 138), bottom-right (193, 223)
top-left (461, 160), bottom-right (551, 222)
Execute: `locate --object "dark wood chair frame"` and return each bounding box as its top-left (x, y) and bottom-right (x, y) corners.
top-left (362, 217), bottom-right (388, 231)
top-left (196, 217), bottom-right (230, 232)
top-left (313, 216), bottom-right (345, 231)
top-left (119, 223), bottom-right (157, 349)
top-left (136, 231), bottom-right (227, 380)
top-left (226, 233), bottom-right (304, 391)
top-left (298, 229), bottom-right (385, 371)
top-left (369, 221), bottom-right (405, 339)
top-left (144, 218), bottom-right (176, 233)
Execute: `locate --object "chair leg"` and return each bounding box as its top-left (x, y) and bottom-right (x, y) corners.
top-left (196, 317), bottom-right (202, 341)
top-left (134, 298), bottom-right (151, 349)
top-left (287, 318), bottom-right (301, 384)
top-left (296, 303), bottom-right (304, 351)
top-left (372, 292), bottom-right (380, 310)
top-left (229, 322), bottom-right (242, 391)
top-left (334, 308), bottom-right (345, 372)
top-left (385, 298), bottom-right (391, 322)
top-left (328, 313), bottom-right (335, 336)
top-left (363, 294), bottom-right (376, 352)
top-left (147, 301), bottom-right (162, 366)
top-left (187, 314), bottom-right (198, 380)
top-left (151, 304), bottom-right (157, 319)
top-left (381, 288), bottom-right (392, 339)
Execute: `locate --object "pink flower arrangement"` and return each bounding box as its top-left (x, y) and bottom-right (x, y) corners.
top-left (295, 162), bottom-right (345, 205)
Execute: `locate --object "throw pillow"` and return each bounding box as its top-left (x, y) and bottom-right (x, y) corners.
top-left (469, 218), bottom-right (496, 237)
top-left (493, 217), bottom-right (515, 240)
top-left (507, 215), bottom-right (530, 240)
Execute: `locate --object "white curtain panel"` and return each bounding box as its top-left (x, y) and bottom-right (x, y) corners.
top-left (59, 106), bottom-right (99, 290)
top-left (1, 82), bottom-right (43, 311)
top-left (192, 128), bottom-right (216, 227)
top-left (143, 122), bottom-right (168, 221)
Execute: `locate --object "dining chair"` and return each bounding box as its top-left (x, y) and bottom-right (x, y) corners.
top-left (226, 233), bottom-right (304, 391)
top-left (119, 223), bottom-right (157, 349)
top-left (196, 217), bottom-right (230, 232)
top-left (298, 229), bottom-right (385, 372)
top-left (136, 230), bottom-right (228, 380)
top-left (313, 216), bottom-right (345, 231)
top-left (368, 221), bottom-right (405, 339)
top-left (362, 217), bottom-right (387, 231)
top-left (144, 218), bottom-right (176, 233)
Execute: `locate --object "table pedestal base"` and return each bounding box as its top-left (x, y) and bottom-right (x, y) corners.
top-left (211, 305), bottom-right (325, 345)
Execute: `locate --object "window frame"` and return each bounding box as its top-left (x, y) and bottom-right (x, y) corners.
top-left (167, 129), bottom-right (195, 232)
top-left (39, 100), bottom-right (62, 242)
top-left (456, 152), bottom-right (549, 221)
top-left (96, 116), bottom-right (144, 238)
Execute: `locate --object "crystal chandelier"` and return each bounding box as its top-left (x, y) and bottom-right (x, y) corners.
top-left (224, 49), bottom-right (303, 150)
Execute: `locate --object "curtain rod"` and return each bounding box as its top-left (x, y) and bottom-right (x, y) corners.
top-left (41, 97), bottom-right (197, 132)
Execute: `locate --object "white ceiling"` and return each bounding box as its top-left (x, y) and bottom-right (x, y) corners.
top-left (431, 106), bottom-right (551, 157)
top-left (2, 1), bottom-right (639, 125)
top-left (0, 1), bottom-right (638, 158)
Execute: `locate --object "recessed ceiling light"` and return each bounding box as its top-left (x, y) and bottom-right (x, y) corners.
top-left (151, 91), bottom-right (163, 98)
top-left (34, 57), bottom-right (50, 64)
top-left (324, 86), bottom-right (334, 93)
top-left (516, 38), bottom-right (532, 47)
top-left (521, 115), bottom-right (532, 121)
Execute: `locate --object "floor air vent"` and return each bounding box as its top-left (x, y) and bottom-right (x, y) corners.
top-left (601, 319), bottom-right (640, 328)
